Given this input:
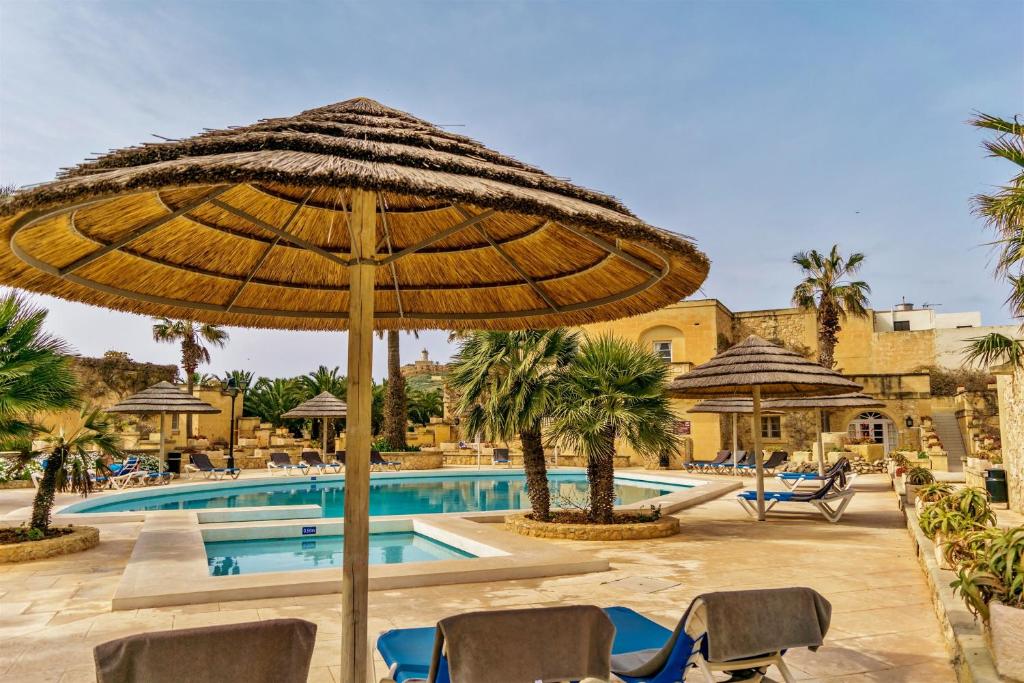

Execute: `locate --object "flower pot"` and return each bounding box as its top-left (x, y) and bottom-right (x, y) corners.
top-left (932, 533), bottom-right (953, 571)
top-left (887, 461), bottom-right (896, 477)
top-left (905, 483), bottom-right (921, 502)
top-left (895, 475), bottom-right (906, 496)
top-left (916, 498), bottom-right (934, 515)
top-left (988, 602), bottom-right (1024, 681)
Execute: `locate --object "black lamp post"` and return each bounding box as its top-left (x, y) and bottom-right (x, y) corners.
top-left (224, 378), bottom-right (240, 469)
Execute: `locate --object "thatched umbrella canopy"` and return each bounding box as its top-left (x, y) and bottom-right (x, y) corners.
top-left (688, 398), bottom-right (782, 468)
top-left (282, 391), bottom-right (348, 455)
top-left (0, 97), bottom-right (710, 680)
top-left (106, 381), bottom-right (220, 465)
top-left (763, 393), bottom-right (883, 475)
top-left (669, 335), bottom-right (860, 520)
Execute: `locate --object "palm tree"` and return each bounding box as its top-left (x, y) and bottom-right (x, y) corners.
top-left (222, 369), bottom-right (254, 392)
top-left (971, 114), bottom-right (1024, 318)
top-left (379, 331), bottom-right (414, 451)
top-left (0, 292), bottom-right (79, 448)
top-left (963, 332), bottom-right (1024, 369)
top-left (448, 329), bottom-right (579, 521)
top-left (152, 319), bottom-right (229, 437)
top-left (243, 378), bottom-right (301, 427)
top-left (408, 388), bottom-right (443, 426)
top-left (791, 245), bottom-right (871, 369)
top-left (29, 405), bottom-right (123, 533)
top-left (548, 335), bottom-right (678, 523)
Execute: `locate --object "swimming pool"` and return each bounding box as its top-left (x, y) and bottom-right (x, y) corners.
top-left (206, 531), bottom-right (475, 575)
top-left (65, 472), bottom-right (692, 516)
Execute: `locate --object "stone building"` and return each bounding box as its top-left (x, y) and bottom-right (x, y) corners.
top-left (583, 299), bottom-right (1014, 466)
top-left (401, 349), bottom-right (449, 378)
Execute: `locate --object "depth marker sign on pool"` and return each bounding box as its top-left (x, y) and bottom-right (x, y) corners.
top-left (302, 526), bottom-right (317, 535)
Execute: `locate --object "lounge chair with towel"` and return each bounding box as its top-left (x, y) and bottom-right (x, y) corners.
top-left (371, 450), bottom-right (401, 471)
top-left (491, 447), bottom-right (511, 467)
top-left (736, 473), bottom-right (855, 523)
top-left (101, 456), bottom-right (147, 489)
top-left (301, 450), bottom-right (342, 473)
top-left (376, 604), bottom-right (615, 683)
top-left (776, 457), bottom-right (857, 491)
top-left (267, 451), bottom-right (309, 476)
top-left (94, 618), bottom-right (316, 683)
top-left (605, 587), bottom-right (831, 683)
top-left (688, 451), bottom-right (729, 473)
top-left (184, 453), bottom-right (241, 480)
top-left (736, 451), bottom-right (789, 475)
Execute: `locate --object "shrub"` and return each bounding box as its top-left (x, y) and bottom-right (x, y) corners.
top-left (890, 452), bottom-right (910, 468)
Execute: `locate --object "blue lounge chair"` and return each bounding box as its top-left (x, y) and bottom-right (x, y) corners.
top-left (736, 451), bottom-right (788, 475)
top-left (605, 588), bottom-right (830, 683)
top-left (707, 450), bottom-right (749, 473)
top-left (185, 453), bottom-right (241, 480)
top-left (267, 451), bottom-right (309, 476)
top-left (687, 450), bottom-right (729, 472)
top-left (491, 447), bottom-right (511, 467)
top-left (777, 457), bottom-right (856, 491)
top-left (377, 605), bottom-right (614, 683)
top-left (371, 450), bottom-right (401, 471)
top-left (301, 451), bottom-right (341, 473)
top-left (737, 473), bottom-right (855, 523)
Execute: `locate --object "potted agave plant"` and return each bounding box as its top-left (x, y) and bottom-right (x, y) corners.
top-left (920, 488), bottom-right (996, 570)
top-left (903, 466), bottom-right (934, 503)
top-left (915, 482), bottom-right (954, 514)
top-left (951, 527), bottom-right (1024, 681)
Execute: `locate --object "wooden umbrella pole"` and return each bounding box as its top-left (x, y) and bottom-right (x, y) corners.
top-left (816, 408), bottom-right (826, 477)
top-left (341, 189), bottom-right (376, 683)
top-left (159, 412), bottom-right (167, 469)
top-left (731, 413), bottom-right (738, 468)
top-left (323, 417), bottom-right (328, 456)
top-left (752, 386), bottom-right (766, 521)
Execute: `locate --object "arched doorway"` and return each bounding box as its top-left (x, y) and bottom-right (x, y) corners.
top-left (847, 411), bottom-right (897, 452)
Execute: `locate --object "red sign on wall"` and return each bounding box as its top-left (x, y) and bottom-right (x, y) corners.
top-left (674, 420), bottom-right (691, 436)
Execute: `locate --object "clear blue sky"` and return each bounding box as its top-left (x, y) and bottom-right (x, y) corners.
top-left (1, 1), bottom-right (1021, 379)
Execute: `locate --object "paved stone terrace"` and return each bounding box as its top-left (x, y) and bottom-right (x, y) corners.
top-left (0, 472), bottom-right (955, 682)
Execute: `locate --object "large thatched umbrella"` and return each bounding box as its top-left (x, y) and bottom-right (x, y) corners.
top-left (0, 97), bottom-right (709, 680)
top-left (763, 393), bottom-right (883, 476)
top-left (669, 336), bottom-right (860, 520)
top-left (282, 391), bottom-right (348, 455)
top-left (105, 381), bottom-right (220, 467)
top-left (688, 398), bottom-right (782, 469)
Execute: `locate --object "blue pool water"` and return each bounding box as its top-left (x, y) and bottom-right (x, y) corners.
top-left (67, 472), bottom-right (690, 516)
top-left (206, 532), bottom-right (474, 575)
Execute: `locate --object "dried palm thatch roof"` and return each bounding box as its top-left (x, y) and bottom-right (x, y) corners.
top-left (668, 335), bottom-right (862, 398)
top-left (282, 391), bottom-right (347, 418)
top-left (687, 398), bottom-right (782, 415)
top-left (762, 392), bottom-right (884, 410)
top-left (105, 381), bottom-right (220, 414)
top-left (0, 98), bottom-right (710, 331)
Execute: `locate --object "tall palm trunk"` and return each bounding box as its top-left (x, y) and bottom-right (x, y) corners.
top-left (182, 339), bottom-right (198, 439)
top-left (30, 450), bottom-right (63, 532)
top-left (382, 330), bottom-right (408, 450)
top-left (817, 302), bottom-right (840, 369)
top-left (519, 426), bottom-right (550, 520)
top-left (588, 426), bottom-right (617, 523)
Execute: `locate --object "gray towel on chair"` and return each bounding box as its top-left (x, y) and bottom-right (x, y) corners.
top-left (94, 618), bottom-right (317, 683)
top-left (704, 587), bottom-right (831, 662)
top-left (431, 605), bottom-right (614, 682)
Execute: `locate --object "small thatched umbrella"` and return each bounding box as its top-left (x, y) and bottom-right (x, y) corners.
top-left (668, 336), bottom-right (860, 520)
top-left (282, 391), bottom-right (348, 456)
top-left (0, 98), bottom-right (709, 679)
top-left (763, 393), bottom-right (883, 476)
top-left (105, 381), bottom-right (220, 467)
top-left (688, 398), bottom-right (782, 469)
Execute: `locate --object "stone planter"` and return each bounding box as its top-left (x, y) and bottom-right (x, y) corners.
top-left (0, 526), bottom-right (99, 563)
top-left (932, 533), bottom-right (953, 571)
top-left (905, 483), bottom-right (922, 502)
top-left (988, 602), bottom-right (1024, 681)
top-left (0, 479), bottom-right (33, 489)
top-left (504, 513), bottom-right (679, 541)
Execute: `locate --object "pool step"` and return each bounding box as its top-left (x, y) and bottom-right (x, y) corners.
top-left (196, 505), bottom-right (323, 524)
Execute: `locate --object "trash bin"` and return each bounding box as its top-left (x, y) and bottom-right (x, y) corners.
top-left (166, 451), bottom-right (182, 475)
top-left (985, 468), bottom-right (1008, 504)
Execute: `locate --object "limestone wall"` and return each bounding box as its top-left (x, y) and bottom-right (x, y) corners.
top-left (996, 368), bottom-right (1024, 512)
